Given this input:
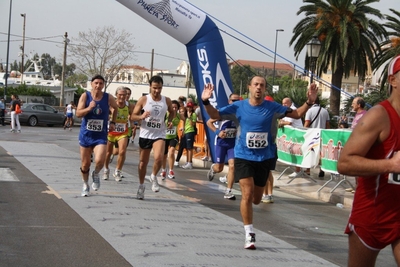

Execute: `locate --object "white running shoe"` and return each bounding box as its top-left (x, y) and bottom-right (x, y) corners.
top-left (201, 156), bottom-right (209, 161)
top-left (137, 185), bottom-right (145, 200)
top-left (244, 233), bottom-right (256, 250)
top-left (261, 195), bottom-right (274, 203)
top-left (219, 176), bottom-right (227, 183)
top-left (113, 170), bottom-right (122, 182)
top-left (168, 170), bottom-right (175, 179)
top-left (224, 189), bottom-right (236, 200)
top-left (103, 169), bottom-right (109, 180)
top-left (181, 163), bottom-right (193, 169)
top-left (149, 175), bottom-right (160, 192)
top-left (207, 164), bottom-right (215, 181)
top-left (288, 172), bottom-right (299, 178)
top-left (174, 161), bottom-right (179, 166)
top-left (91, 171), bottom-right (100, 191)
top-left (81, 184), bottom-right (90, 197)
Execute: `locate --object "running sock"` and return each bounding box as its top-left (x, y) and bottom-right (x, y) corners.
top-left (244, 224), bottom-right (254, 236)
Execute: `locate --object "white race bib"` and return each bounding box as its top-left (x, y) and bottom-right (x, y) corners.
top-left (146, 117), bottom-right (162, 129)
top-left (114, 123), bottom-right (127, 133)
top-left (86, 119), bottom-right (103, 132)
top-left (388, 173), bottom-right (400, 185)
top-left (246, 132), bottom-right (268, 149)
top-left (224, 128), bottom-right (237, 138)
top-left (166, 126), bottom-right (177, 135)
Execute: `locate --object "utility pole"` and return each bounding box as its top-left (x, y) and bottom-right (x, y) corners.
top-left (149, 49), bottom-right (154, 93)
top-left (20, 13), bottom-right (26, 83)
top-left (60, 32), bottom-right (68, 107)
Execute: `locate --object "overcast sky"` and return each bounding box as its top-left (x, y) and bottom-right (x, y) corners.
top-left (0, 0), bottom-right (398, 73)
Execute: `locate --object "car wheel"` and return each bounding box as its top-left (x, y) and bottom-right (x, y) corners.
top-left (28, 116), bottom-right (38, 126)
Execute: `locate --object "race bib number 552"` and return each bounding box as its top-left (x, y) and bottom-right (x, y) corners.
top-left (86, 119), bottom-right (103, 132)
top-left (246, 132), bottom-right (268, 149)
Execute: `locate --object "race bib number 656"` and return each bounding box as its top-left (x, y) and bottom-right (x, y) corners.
top-left (246, 132), bottom-right (268, 149)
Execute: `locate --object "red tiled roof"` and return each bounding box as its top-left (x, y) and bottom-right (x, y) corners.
top-left (121, 65), bottom-right (151, 71)
top-left (229, 60), bottom-right (293, 71)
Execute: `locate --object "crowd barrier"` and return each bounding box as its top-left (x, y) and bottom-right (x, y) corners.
top-left (276, 126), bottom-right (355, 192)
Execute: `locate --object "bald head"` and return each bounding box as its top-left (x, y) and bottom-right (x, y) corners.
top-left (282, 98), bottom-right (293, 107)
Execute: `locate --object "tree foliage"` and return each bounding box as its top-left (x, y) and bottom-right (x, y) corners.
top-left (68, 26), bottom-right (136, 90)
top-left (373, 8), bottom-right (400, 91)
top-left (230, 65), bottom-right (256, 95)
top-left (290, 0), bottom-right (387, 115)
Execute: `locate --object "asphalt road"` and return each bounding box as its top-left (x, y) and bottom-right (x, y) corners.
top-left (0, 125), bottom-right (396, 267)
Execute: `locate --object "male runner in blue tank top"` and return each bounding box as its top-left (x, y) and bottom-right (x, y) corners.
top-left (76, 75), bottom-right (118, 197)
top-left (201, 76), bottom-right (318, 249)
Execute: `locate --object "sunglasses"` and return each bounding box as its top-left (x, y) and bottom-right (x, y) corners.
top-left (231, 99), bottom-right (240, 102)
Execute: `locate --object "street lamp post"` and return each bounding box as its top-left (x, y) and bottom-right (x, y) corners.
top-left (306, 35), bottom-right (321, 83)
top-left (272, 29), bottom-right (284, 86)
top-left (20, 13), bottom-right (26, 83)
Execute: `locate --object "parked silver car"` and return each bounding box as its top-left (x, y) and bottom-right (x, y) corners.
top-left (5, 103), bottom-right (66, 127)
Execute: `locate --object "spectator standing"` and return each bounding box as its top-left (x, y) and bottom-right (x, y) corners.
top-left (0, 98), bottom-right (5, 126)
top-left (337, 55), bottom-right (400, 267)
top-left (180, 101), bottom-right (197, 169)
top-left (304, 97), bottom-right (330, 178)
top-left (9, 94), bottom-right (21, 133)
top-left (351, 97), bottom-right (367, 129)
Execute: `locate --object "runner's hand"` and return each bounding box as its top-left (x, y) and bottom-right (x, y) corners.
top-left (201, 83), bottom-right (214, 101)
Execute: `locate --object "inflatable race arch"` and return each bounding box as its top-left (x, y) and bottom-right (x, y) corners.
top-left (117, 0), bottom-right (234, 160)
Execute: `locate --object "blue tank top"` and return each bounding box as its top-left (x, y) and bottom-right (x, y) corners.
top-left (80, 91), bottom-right (110, 140)
top-left (215, 120), bottom-right (237, 148)
top-left (219, 99), bottom-right (287, 161)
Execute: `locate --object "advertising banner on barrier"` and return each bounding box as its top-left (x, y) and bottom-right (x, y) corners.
top-left (320, 129), bottom-right (352, 174)
top-left (276, 126), bottom-right (306, 167)
top-left (276, 126), bottom-right (320, 168)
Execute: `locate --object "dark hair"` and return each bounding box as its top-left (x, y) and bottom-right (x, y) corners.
top-left (357, 98), bottom-right (365, 109)
top-left (149, 75), bottom-right (163, 85)
top-left (172, 100), bottom-right (180, 109)
top-left (124, 87), bottom-right (131, 94)
top-left (91, 74), bottom-right (105, 82)
top-left (248, 75), bottom-right (266, 85)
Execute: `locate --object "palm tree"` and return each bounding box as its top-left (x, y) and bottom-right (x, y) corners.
top-left (289, 0), bottom-right (387, 115)
top-left (373, 8), bottom-right (400, 91)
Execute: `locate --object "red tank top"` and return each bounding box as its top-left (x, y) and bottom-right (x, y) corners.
top-left (349, 100), bottom-right (400, 228)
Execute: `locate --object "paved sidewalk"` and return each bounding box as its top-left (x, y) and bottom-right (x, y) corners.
top-left (0, 141), bottom-right (340, 266)
top-left (194, 157), bottom-right (355, 209)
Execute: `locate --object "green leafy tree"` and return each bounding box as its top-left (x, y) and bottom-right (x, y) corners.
top-left (290, 0), bottom-right (387, 115)
top-left (373, 8), bottom-right (400, 90)
top-left (230, 65), bottom-right (256, 95)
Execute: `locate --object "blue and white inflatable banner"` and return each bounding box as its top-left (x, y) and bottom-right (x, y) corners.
top-left (117, 0), bottom-right (234, 161)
